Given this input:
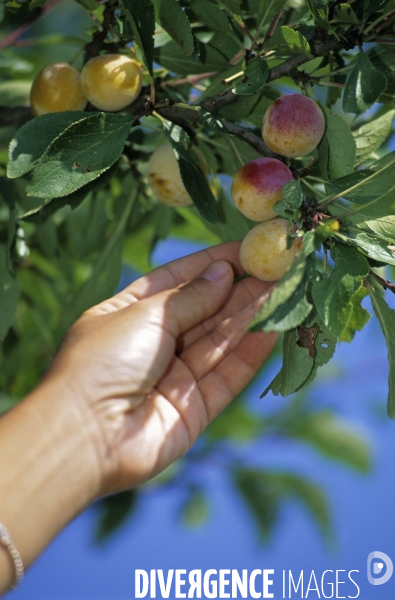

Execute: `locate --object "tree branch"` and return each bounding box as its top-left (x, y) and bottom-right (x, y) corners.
top-left (0, 106), bottom-right (33, 128)
top-left (157, 105), bottom-right (278, 157)
top-left (0, 35), bottom-right (344, 158)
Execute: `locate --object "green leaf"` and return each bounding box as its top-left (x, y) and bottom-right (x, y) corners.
top-left (0, 175), bottom-right (16, 212)
top-left (223, 135), bottom-right (260, 173)
top-left (321, 105), bottom-right (356, 178)
top-left (0, 244), bottom-right (19, 342)
top-left (27, 113), bottom-right (133, 199)
top-left (256, 0), bottom-right (287, 34)
top-left (95, 490), bottom-right (137, 543)
top-left (233, 57), bottom-right (269, 95)
top-left (205, 187), bottom-right (250, 241)
top-left (266, 26), bottom-right (313, 58)
top-left (358, 0), bottom-right (388, 22)
top-left (325, 169), bottom-right (374, 199)
top-left (338, 285), bottom-right (370, 343)
top-left (332, 3), bottom-right (359, 24)
top-left (292, 411), bottom-right (371, 472)
top-left (62, 187), bottom-right (137, 329)
top-left (353, 109), bottom-right (395, 166)
top-left (250, 231), bottom-right (315, 330)
top-left (325, 152), bottom-right (395, 202)
top-left (311, 244), bottom-right (370, 337)
top-left (217, 0), bottom-right (241, 14)
top-left (122, 0), bottom-right (155, 75)
top-left (256, 280), bottom-right (313, 332)
top-left (7, 112), bottom-right (88, 179)
top-left (181, 489), bottom-right (209, 527)
top-left (154, 41), bottom-right (230, 74)
top-left (348, 231), bottom-right (395, 265)
top-left (207, 400), bottom-right (261, 441)
top-left (274, 179), bottom-right (303, 221)
top-left (263, 310), bottom-right (337, 397)
top-left (343, 52), bottom-right (387, 114)
top-left (19, 164), bottom-right (118, 224)
top-left (295, 313), bottom-right (337, 391)
top-left (362, 216), bottom-right (395, 242)
top-left (74, 0), bottom-right (104, 14)
top-left (264, 328), bottom-right (314, 397)
top-left (234, 468), bottom-right (330, 540)
top-left (196, 108), bottom-right (226, 133)
top-left (367, 281), bottom-right (395, 417)
top-left (163, 123), bottom-right (219, 223)
top-left (190, 0), bottom-right (237, 41)
top-left (305, 0), bottom-right (329, 26)
top-left (154, 0), bottom-right (197, 59)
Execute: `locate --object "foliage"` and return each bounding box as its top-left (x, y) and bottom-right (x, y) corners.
top-left (1, 0), bottom-right (393, 541)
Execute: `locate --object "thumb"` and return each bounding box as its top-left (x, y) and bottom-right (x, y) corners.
top-left (145, 260), bottom-right (234, 337)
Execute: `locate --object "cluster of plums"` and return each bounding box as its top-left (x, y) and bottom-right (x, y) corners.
top-left (233, 94), bottom-right (325, 282)
top-left (30, 54), bottom-right (143, 116)
top-left (149, 94), bottom-right (325, 282)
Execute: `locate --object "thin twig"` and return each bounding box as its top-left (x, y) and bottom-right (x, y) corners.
top-left (0, 0), bottom-right (62, 51)
top-left (369, 270), bottom-right (395, 294)
top-left (161, 72), bottom-right (217, 88)
top-left (261, 10), bottom-right (283, 49)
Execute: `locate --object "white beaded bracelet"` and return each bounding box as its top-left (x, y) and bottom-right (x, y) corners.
top-left (0, 523), bottom-right (24, 590)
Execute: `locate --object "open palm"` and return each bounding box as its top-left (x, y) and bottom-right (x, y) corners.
top-left (50, 242), bottom-right (277, 495)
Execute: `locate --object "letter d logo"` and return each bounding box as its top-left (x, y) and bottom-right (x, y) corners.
top-left (367, 552), bottom-right (393, 585)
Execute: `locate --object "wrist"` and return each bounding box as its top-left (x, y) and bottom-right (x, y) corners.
top-left (0, 373), bottom-right (102, 591)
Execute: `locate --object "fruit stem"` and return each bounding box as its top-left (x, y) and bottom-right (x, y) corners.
top-left (221, 71), bottom-right (244, 85)
top-left (313, 80), bottom-right (345, 88)
top-left (150, 79), bottom-right (156, 104)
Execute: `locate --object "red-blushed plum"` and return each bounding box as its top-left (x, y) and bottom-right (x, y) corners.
top-left (239, 218), bottom-right (302, 281)
top-left (231, 157), bottom-right (293, 222)
top-left (81, 54), bottom-right (142, 112)
top-left (30, 62), bottom-right (87, 116)
top-left (262, 94), bottom-right (325, 158)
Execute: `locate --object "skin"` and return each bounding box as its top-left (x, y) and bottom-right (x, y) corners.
top-left (231, 157), bottom-right (293, 222)
top-left (81, 54), bottom-right (143, 112)
top-left (30, 62), bottom-right (87, 116)
top-left (239, 218), bottom-right (302, 281)
top-left (262, 94), bottom-right (325, 158)
top-left (148, 143), bottom-right (207, 207)
top-left (0, 242), bottom-right (277, 593)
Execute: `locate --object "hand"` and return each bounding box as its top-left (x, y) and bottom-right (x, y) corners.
top-left (46, 241), bottom-right (277, 495)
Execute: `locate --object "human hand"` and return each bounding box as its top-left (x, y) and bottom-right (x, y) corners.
top-left (44, 241), bottom-right (278, 496)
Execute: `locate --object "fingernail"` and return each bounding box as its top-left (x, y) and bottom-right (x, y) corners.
top-left (199, 260), bottom-right (229, 282)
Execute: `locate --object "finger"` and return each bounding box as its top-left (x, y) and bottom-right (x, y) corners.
top-left (94, 242), bottom-right (244, 314)
top-left (180, 287), bottom-right (274, 380)
top-left (177, 276), bottom-right (274, 352)
top-left (197, 329), bottom-right (278, 423)
top-left (141, 260), bottom-right (235, 338)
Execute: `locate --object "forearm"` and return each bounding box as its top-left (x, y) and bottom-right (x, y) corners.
top-left (0, 376), bottom-right (101, 593)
